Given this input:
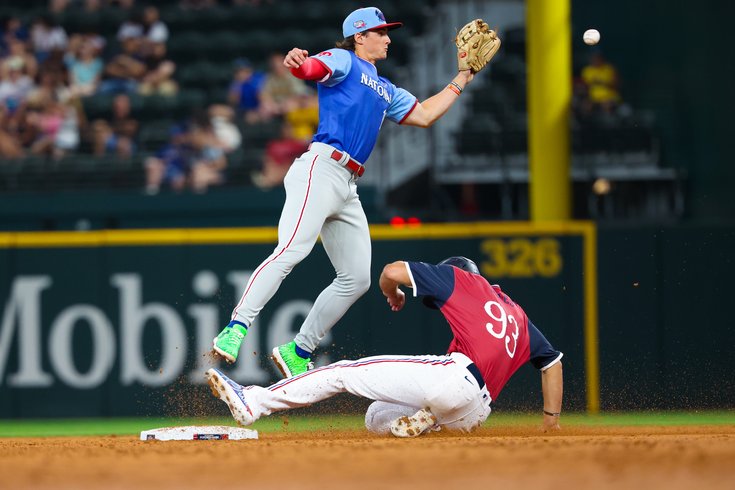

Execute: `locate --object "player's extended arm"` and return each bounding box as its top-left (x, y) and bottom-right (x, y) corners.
top-left (541, 361), bottom-right (563, 431)
top-left (401, 71), bottom-right (474, 128)
top-left (379, 261), bottom-right (410, 311)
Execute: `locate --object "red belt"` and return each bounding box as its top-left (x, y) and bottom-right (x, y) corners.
top-left (330, 149), bottom-right (365, 177)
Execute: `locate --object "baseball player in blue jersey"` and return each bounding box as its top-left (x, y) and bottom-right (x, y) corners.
top-left (213, 7), bottom-right (489, 378)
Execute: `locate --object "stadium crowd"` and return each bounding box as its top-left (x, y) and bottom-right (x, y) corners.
top-left (0, 0), bottom-right (318, 193)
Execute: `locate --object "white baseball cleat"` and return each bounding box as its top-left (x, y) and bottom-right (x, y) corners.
top-left (390, 408), bottom-right (439, 438)
top-left (205, 368), bottom-right (256, 426)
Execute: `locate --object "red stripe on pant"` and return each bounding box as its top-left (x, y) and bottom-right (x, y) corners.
top-left (268, 357), bottom-right (457, 391)
top-left (231, 154), bottom-right (319, 318)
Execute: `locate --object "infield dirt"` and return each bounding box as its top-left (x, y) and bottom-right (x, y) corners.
top-left (2, 425), bottom-right (734, 489)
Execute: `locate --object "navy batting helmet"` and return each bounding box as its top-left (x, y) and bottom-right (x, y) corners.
top-left (422, 256), bottom-right (480, 309)
top-left (437, 256), bottom-right (480, 275)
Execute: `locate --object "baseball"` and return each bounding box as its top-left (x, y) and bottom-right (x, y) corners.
top-left (583, 29), bottom-right (600, 45)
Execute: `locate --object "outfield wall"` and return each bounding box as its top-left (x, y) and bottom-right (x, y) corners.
top-left (0, 223), bottom-right (732, 417)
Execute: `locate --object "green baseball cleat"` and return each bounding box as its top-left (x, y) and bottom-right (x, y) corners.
top-left (212, 321), bottom-right (248, 364)
top-left (270, 341), bottom-right (314, 378)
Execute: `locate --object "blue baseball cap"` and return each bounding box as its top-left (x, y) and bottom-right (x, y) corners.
top-left (342, 7), bottom-right (403, 38)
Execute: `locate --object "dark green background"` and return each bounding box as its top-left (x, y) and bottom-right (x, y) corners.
top-left (0, 234), bottom-right (584, 418)
top-left (2, 226), bottom-right (734, 417)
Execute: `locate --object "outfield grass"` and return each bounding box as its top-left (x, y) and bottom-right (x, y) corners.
top-left (0, 411), bottom-right (733, 438)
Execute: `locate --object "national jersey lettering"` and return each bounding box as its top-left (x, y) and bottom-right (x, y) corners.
top-left (359, 72), bottom-right (392, 102)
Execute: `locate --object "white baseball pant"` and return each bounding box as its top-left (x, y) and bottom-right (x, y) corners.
top-left (242, 352), bottom-right (493, 433)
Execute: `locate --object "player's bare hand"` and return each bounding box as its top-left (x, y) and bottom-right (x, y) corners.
top-left (386, 290), bottom-right (406, 311)
top-left (284, 48), bottom-right (309, 68)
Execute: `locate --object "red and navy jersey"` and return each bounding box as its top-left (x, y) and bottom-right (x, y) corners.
top-left (406, 261), bottom-right (563, 400)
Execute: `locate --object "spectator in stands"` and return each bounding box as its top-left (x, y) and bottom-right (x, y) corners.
top-left (70, 28), bottom-right (107, 58)
top-left (285, 90), bottom-right (319, 142)
top-left (28, 97), bottom-right (80, 159)
top-left (259, 52), bottom-right (309, 120)
top-left (38, 47), bottom-right (68, 89)
top-left (91, 92), bottom-right (138, 158)
top-left (0, 57), bottom-right (35, 119)
top-left (106, 8), bottom-right (174, 97)
top-left (21, 69), bottom-right (68, 152)
top-left (26, 68), bottom-right (71, 114)
top-left (227, 57), bottom-right (265, 124)
top-left (5, 38), bottom-right (38, 81)
top-left (251, 121), bottom-right (307, 189)
top-left (138, 41), bottom-right (177, 96)
top-left (54, 100), bottom-right (81, 156)
top-left (580, 51), bottom-right (622, 116)
top-left (99, 32), bottom-right (146, 94)
top-left (65, 37), bottom-right (103, 98)
top-left (209, 104), bottom-right (241, 153)
top-left (1, 15), bottom-right (30, 56)
top-left (189, 110), bottom-right (228, 192)
top-left (144, 123), bottom-right (192, 194)
top-left (30, 15), bottom-right (68, 63)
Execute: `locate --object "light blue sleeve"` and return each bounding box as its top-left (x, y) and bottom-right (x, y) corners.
top-left (386, 85), bottom-right (418, 124)
top-left (311, 49), bottom-right (353, 87)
